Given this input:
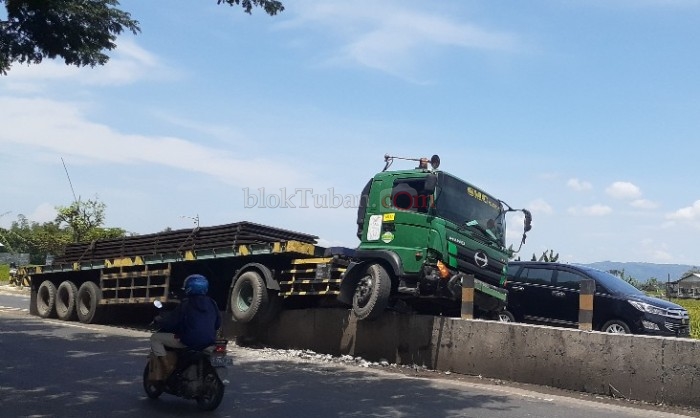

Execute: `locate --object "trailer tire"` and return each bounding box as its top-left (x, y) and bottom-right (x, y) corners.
top-left (230, 271), bottom-right (268, 323)
top-left (76, 281), bottom-right (104, 324)
top-left (56, 281), bottom-right (79, 321)
top-left (36, 280), bottom-right (57, 318)
top-left (253, 291), bottom-right (282, 325)
top-left (352, 263), bottom-right (391, 321)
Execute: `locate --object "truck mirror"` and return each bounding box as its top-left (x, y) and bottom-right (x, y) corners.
top-left (424, 174), bottom-right (437, 193)
top-left (430, 155), bottom-right (440, 169)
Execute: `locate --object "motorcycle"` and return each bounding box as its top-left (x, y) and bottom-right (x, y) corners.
top-left (142, 300), bottom-right (232, 411)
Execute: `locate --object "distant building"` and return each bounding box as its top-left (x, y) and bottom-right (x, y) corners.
top-left (667, 273), bottom-right (700, 299)
top-left (0, 253), bottom-right (30, 266)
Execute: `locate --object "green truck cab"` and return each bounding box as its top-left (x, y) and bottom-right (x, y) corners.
top-left (338, 154), bottom-right (532, 320)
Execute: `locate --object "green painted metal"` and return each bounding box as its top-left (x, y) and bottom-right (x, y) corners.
top-left (357, 167), bottom-right (512, 309)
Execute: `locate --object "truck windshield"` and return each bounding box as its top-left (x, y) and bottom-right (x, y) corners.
top-left (434, 173), bottom-right (505, 245)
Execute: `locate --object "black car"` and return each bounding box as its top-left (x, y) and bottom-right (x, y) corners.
top-left (504, 261), bottom-right (690, 337)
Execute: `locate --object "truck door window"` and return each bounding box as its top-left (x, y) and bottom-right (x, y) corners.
top-left (391, 179), bottom-right (431, 212)
top-left (520, 268), bottom-right (553, 286)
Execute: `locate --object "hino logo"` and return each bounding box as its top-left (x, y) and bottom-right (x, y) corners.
top-left (474, 251), bottom-right (488, 268)
top-left (448, 236), bottom-right (466, 246)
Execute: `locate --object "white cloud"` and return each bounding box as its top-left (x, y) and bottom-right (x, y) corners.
top-left (630, 199), bottom-right (658, 209)
top-left (286, 1), bottom-right (521, 80)
top-left (1, 38), bottom-right (177, 89)
top-left (567, 204), bottom-right (612, 216)
top-left (0, 97), bottom-right (308, 189)
top-left (667, 200), bottom-right (700, 221)
top-left (29, 203), bottom-right (59, 223)
top-left (566, 178), bottom-right (592, 192)
top-left (605, 181), bottom-right (642, 200)
top-left (528, 198), bottom-right (553, 215)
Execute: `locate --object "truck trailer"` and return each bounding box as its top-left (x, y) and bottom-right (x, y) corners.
top-left (25, 154), bottom-right (532, 324)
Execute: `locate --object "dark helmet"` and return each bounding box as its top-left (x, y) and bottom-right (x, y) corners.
top-left (183, 274), bottom-right (208, 295)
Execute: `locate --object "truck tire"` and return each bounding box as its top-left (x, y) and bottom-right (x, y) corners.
top-left (76, 281), bottom-right (104, 324)
top-left (253, 290), bottom-right (282, 325)
top-left (36, 280), bottom-right (57, 318)
top-left (230, 271), bottom-right (268, 323)
top-left (352, 263), bottom-right (391, 321)
top-left (56, 281), bottom-right (78, 321)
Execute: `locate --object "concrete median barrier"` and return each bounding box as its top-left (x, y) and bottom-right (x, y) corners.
top-left (224, 308), bottom-right (700, 409)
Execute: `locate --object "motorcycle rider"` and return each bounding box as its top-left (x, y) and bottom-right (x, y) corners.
top-left (149, 274), bottom-right (222, 382)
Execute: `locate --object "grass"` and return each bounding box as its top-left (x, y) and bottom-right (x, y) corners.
top-left (671, 298), bottom-right (700, 339)
top-left (0, 264), bottom-right (8, 285)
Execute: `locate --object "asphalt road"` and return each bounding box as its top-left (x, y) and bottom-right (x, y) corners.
top-left (0, 290), bottom-right (699, 417)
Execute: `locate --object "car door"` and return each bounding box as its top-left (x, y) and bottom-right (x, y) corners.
top-left (509, 266), bottom-right (556, 324)
top-left (553, 268), bottom-right (586, 326)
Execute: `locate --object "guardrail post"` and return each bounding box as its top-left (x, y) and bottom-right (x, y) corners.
top-left (579, 279), bottom-right (595, 331)
top-left (461, 274), bottom-right (475, 320)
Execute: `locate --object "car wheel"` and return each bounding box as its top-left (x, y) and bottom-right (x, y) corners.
top-left (494, 310), bottom-right (515, 323)
top-left (601, 319), bottom-right (630, 334)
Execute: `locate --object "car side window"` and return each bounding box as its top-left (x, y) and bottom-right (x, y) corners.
top-left (556, 270), bottom-right (584, 290)
top-left (520, 267), bottom-right (554, 285)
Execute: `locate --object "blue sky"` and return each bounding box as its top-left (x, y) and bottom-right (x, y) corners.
top-left (1, 0), bottom-right (699, 265)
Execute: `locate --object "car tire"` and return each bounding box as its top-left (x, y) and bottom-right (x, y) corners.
top-left (493, 309), bottom-right (515, 323)
top-left (601, 319), bottom-right (631, 334)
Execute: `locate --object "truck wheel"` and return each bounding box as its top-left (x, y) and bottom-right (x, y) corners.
top-left (36, 280), bottom-right (57, 318)
top-left (230, 271), bottom-right (268, 323)
top-left (55, 281), bottom-right (78, 321)
top-left (76, 281), bottom-right (104, 324)
top-left (253, 290), bottom-right (282, 324)
top-left (352, 264), bottom-right (391, 321)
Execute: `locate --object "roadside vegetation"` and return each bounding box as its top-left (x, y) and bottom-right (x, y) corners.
top-left (0, 264), bottom-right (8, 284)
top-left (671, 298), bottom-right (700, 339)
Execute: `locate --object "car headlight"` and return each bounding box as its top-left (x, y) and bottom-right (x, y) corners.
top-left (628, 300), bottom-right (666, 316)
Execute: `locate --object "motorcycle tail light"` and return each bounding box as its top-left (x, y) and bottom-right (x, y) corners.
top-left (215, 339), bottom-right (228, 354)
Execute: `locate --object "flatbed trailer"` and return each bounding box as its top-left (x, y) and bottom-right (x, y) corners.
top-left (26, 222), bottom-right (346, 324)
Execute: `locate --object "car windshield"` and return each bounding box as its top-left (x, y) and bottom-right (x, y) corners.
top-left (434, 173), bottom-right (505, 245)
top-left (578, 266), bottom-right (645, 296)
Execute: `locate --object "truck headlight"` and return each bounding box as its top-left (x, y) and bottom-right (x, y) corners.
top-left (628, 300), bottom-right (666, 316)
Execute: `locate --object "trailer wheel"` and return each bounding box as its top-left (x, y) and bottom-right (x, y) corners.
top-left (36, 280), bottom-right (57, 318)
top-left (230, 271), bottom-right (268, 323)
top-left (352, 263), bottom-right (391, 321)
top-left (254, 290), bottom-right (282, 324)
top-left (76, 281), bottom-right (104, 324)
top-left (56, 281), bottom-right (79, 321)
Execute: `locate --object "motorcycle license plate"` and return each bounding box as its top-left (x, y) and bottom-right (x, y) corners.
top-left (211, 356), bottom-right (233, 367)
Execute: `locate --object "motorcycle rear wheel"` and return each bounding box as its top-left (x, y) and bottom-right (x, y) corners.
top-left (196, 371), bottom-right (225, 411)
top-left (142, 363), bottom-right (164, 399)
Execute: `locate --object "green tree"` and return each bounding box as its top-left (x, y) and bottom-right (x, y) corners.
top-left (1, 198), bottom-right (127, 264)
top-left (55, 197), bottom-right (125, 243)
top-left (608, 268), bottom-right (642, 290)
top-left (1, 215), bottom-right (71, 264)
top-left (530, 249), bottom-right (559, 262)
top-left (0, 0), bottom-right (284, 75)
top-left (641, 277), bottom-right (661, 293)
